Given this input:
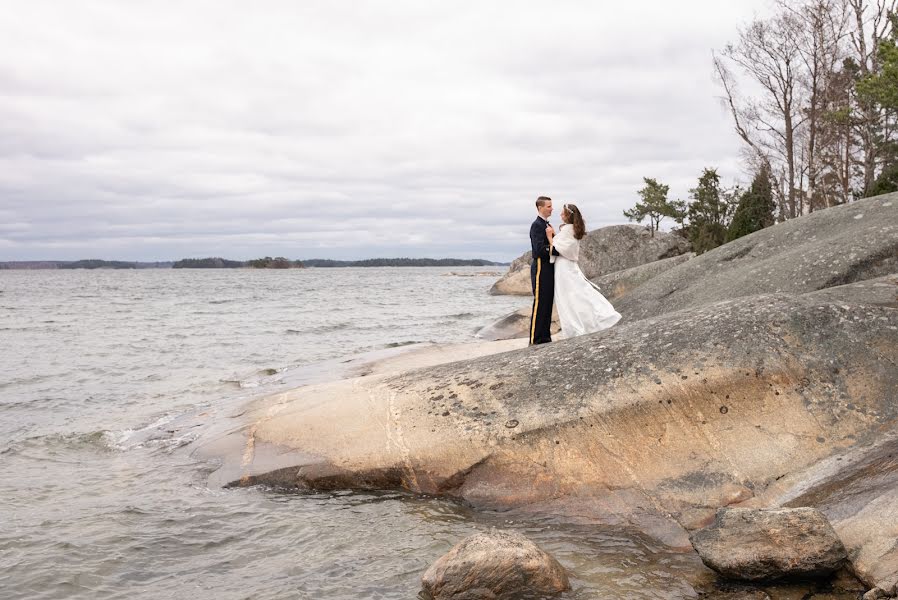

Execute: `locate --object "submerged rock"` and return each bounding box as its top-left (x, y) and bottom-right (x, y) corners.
top-left (420, 530), bottom-right (570, 600)
top-left (489, 224), bottom-right (691, 296)
top-left (690, 507), bottom-right (847, 581)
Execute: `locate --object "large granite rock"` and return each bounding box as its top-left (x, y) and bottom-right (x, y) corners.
top-left (193, 194), bottom-right (898, 590)
top-left (592, 252), bottom-right (695, 302)
top-left (690, 507), bottom-right (847, 581)
top-left (489, 224), bottom-right (691, 296)
top-left (475, 304), bottom-right (559, 341)
top-left (614, 193), bottom-right (898, 321)
top-left (477, 253), bottom-right (696, 340)
top-left (420, 530), bottom-right (570, 600)
top-left (489, 253), bottom-right (534, 296)
top-left (747, 420), bottom-right (898, 590)
top-left (199, 275), bottom-right (898, 556)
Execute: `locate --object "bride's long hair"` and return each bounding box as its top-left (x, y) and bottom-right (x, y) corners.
top-left (564, 204), bottom-right (586, 240)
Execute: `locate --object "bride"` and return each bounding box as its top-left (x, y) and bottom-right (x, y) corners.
top-left (547, 203), bottom-right (622, 338)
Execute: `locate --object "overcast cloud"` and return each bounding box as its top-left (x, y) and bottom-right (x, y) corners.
top-left (1, 0), bottom-right (772, 261)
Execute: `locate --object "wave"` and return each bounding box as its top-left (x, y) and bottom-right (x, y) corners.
top-left (287, 321), bottom-right (353, 335)
top-left (3, 430), bottom-right (122, 457)
top-left (384, 341), bottom-right (422, 348)
top-left (445, 312), bottom-right (477, 319)
top-left (219, 365), bottom-right (283, 389)
top-left (114, 412), bottom-right (200, 451)
top-left (219, 377), bottom-right (257, 389)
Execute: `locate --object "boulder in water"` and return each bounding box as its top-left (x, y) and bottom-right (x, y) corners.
top-left (420, 530), bottom-right (570, 600)
top-left (690, 507), bottom-right (847, 581)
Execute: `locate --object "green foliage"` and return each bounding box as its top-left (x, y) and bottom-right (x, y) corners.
top-left (685, 168), bottom-right (739, 254)
top-left (857, 13), bottom-right (898, 198)
top-left (172, 257), bottom-right (244, 268)
top-left (623, 178), bottom-right (687, 236)
top-left (857, 14), bottom-right (898, 112)
top-left (247, 256), bottom-right (302, 269)
top-left (867, 161), bottom-right (898, 196)
top-left (58, 259), bottom-right (136, 269)
top-left (726, 165), bottom-right (776, 242)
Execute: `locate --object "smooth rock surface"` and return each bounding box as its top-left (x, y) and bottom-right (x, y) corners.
top-left (192, 193), bottom-right (898, 589)
top-left (489, 253), bottom-right (534, 296)
top-left (475, 304), bottom-right (560, 341)
top-left (614, 193), bottom-right (898, 321)
top-left (478, 254), bottom-right (697, 340)
top-left (746, 425), bottom-right (898, 589)
top-left (420, 530), bottom-right (570, 600)
top-left (489, 224), bottom-right (691, 296)
top-left (690, 507), bottom-right (847, 581)
top-left (592, 252), bottom-right (695, 301)
top-left (198, 277), bottom-right (898, 555)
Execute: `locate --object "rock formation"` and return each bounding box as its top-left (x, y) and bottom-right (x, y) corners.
top-left (204, 275), bottom-right (897, 558)
top-left (195, 192), bottom-right (898, 592)
top-left (420, 530), bottom-right (569, 600)
top-left (475, 305), bottom-right (559, 341)
top-left (591, 252), bottom-right (694, 302)
top-left (489, 224), bottom-right (691, 296)
top-left (613, 192), bottom-right (897, 321)
top-left (690, 507), bottom-right (847, 581)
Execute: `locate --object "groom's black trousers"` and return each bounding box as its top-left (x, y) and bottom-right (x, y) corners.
top-left (529, 256), bottom-right (554, 345)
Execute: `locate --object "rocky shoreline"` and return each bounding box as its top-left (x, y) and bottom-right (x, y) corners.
top-left (191, 192), bottom-right (898, 598)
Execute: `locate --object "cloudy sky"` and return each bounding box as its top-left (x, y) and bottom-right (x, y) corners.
top-left (1, 0), bottom-right (772, 262)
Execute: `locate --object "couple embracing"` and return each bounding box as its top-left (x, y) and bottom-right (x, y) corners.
top-left (529, 196), bottom-right (621, 345)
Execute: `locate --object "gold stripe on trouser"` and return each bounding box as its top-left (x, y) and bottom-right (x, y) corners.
top-left (529, 257), bottom-right (541, 344)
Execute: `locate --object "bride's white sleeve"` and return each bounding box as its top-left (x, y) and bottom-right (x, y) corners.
top-left (553, 228), bottom-right (579, 261)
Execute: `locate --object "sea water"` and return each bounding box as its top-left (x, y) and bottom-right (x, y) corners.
top-left (1, 267), bottom-right (712, 599)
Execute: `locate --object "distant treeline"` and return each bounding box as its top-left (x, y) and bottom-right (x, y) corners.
top-left (245, 256), bottom-right (304, 269)
top-left (171, 256), bottom-right (304, 269)
top-left (172, 257), bottom-right (247, 269)
top-left (2, 257), bottom-right (507, 270)
top-left (60, 259), bottom-right (137, 270)
top-left (0, 260), bottom-right (174, 270)
top-left (303, 258), bottom-right (507, 267)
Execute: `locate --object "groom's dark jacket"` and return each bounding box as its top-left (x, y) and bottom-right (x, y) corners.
top-left (530, 217), bottom-right (560, 263)
top-left (530, 216), bottom-right (559, 292)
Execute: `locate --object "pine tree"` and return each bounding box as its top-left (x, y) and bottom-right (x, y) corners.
top-left (726, 165), bottom-right (776, 242)
top-left (868, 161), bottom-right (898, 195)
top-left (686, 168), bottom-right (737, 254)
top-left (623, 177), bottom-right (686, 237)
top-left (857, 13), bottom-right (898, 197)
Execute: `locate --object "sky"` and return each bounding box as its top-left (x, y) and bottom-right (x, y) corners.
top-left (0, 0), bottom-right (773, 262)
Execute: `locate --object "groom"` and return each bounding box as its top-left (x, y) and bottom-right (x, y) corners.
top-left (529, 196), bottom-right (558, 345)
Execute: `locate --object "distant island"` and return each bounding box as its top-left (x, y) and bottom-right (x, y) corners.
top-left (172, 256), bottom-right (303, 269)
top-left (1, 257), bottom-right (508, 269)
top-left (0, 260), bottom-right (175, 270)
top-left (302, 258), bottom-right (507, 267)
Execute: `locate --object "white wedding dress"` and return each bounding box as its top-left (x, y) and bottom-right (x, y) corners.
top-left (552, 224), bottom-right (622, 338)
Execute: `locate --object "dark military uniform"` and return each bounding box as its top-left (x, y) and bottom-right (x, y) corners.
top-left (529, 216), bottom-right (558, 345)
